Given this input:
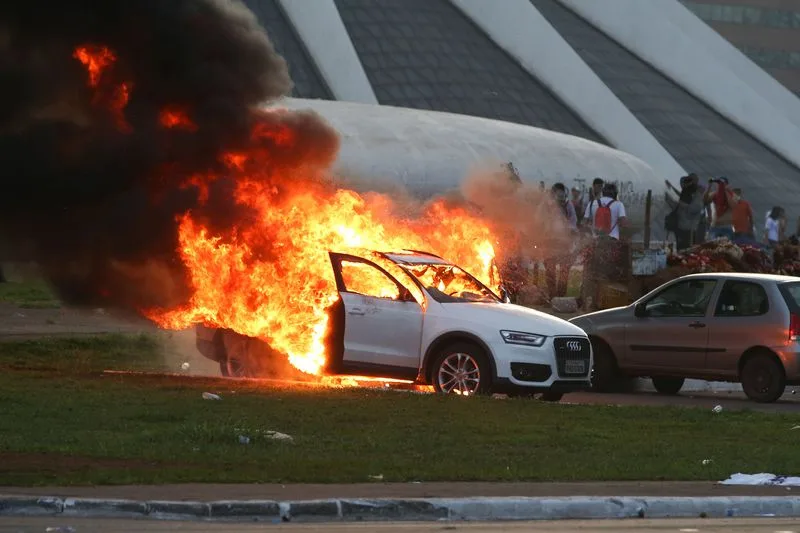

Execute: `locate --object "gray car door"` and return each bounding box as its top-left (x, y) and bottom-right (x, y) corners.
top-left (706, 280), bottom-right (772, 376)
top-left (625, 279), bottom-right (718, 372)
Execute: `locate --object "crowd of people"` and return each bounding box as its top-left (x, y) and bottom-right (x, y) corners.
top-left (537, 172), bottom-right (799, 306)
top-left (662, 173), bottom-right (799, 251)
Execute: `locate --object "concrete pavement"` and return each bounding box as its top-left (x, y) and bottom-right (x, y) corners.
top-left (1, 517), bottom-right (799, 532)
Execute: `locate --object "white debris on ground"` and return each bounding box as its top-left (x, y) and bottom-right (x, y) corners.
top-left (265, 430), bottom-right (293, 442)
top-left (201, 392), bottom-right (221, 400)
top-left (701, 459), bottom-right (712, 465)
top-left (46, 527), bottom-right (76, 533)
top-left (712, 405), bottom-right (723, 413)
top-left (368, 474), bottom-right (384, 481)
top-left (720, 473), bottom-right (800, 486)
top-left (238, 435), bottom-right (250, 445)
top-left (181, 361), bottom-right (190, 371)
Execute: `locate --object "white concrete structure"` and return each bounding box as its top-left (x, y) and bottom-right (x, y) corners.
top-left (277, 97), bottom-right (661, 199)
top-left (560, 0), bottom-right (800, 171)
top-left (450, 0), bottom-right (686, 180)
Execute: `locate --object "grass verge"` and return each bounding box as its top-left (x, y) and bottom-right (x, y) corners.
top-left (0, 280), bottom-right (61, 308)
top-left (0, 335), bottom-right (797, 486)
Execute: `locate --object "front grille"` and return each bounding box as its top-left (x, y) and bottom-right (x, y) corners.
top-left (553, 337), bottom-right (591, 378)
top-left (511, 362), bottom-right (552, 382)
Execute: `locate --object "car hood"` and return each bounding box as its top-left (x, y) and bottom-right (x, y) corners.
top-left (569, 306), bottom-right (630, 329)
top-left (440, 302), bottom-right (587, 337)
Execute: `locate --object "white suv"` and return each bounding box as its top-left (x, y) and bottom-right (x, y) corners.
top-left (196, 250), bottom-right (592, 400)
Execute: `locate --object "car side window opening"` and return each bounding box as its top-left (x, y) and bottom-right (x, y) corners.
top-left (403, 263), bottom-right (499, 303)
top-left (340, 260), bottom-right (402, 300)
top-left (645, 279), bottom-right (717, 317)
top-left (715, 281), bottom-right (769, 317)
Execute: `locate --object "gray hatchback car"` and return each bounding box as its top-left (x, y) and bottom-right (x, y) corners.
top-left (570, 273), bottom-right (800, 403)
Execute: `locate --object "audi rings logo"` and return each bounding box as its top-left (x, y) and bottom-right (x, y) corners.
top-left (566, 341), bottom-right (582, 351)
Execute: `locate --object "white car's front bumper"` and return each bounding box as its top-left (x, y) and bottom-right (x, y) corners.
top-left (490, 335), bottom-right (593, 391)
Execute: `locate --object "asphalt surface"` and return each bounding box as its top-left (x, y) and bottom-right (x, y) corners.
top-left (1, 517), bottom-right (799, 532)
top-left (559, 389), bottom-right (800, 413)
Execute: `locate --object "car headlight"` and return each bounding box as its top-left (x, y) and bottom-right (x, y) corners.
top-left (500, 330), bottom-right (546, 347)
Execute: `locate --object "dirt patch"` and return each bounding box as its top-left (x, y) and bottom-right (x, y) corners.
top-left (0, 453), bottom-right (175, 475)
top-left (0, 302), bottom-right (156, 340)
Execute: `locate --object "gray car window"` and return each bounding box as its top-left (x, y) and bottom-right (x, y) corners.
top-left (715, 281), bottom-right (769, 317)
top-left (645, 279), bottom-right (717, 317)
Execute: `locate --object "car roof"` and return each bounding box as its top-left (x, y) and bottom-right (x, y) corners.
top-left (681, 272), bottom-right (799, 283)
top-left (380, 250), bottom-right (453, 266)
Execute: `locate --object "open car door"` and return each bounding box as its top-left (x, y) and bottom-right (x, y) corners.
top-left (328, 252), bottom-right (424, 380)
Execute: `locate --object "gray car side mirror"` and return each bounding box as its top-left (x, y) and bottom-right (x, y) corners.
top-left (634, 302), bottom-right (647, 318)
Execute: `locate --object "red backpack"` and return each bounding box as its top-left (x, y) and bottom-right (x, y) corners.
top-left (593, 199), bottom-right (616, 235)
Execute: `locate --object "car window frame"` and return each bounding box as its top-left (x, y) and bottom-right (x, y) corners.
top-left (713, 280), bottom-right (770, 317)
top-left (642, 278), bottom-right (719, 318)
top-left (329, 253), bottom-right (418, 304)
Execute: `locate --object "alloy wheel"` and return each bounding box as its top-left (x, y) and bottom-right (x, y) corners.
top-left (437, 352), bottom-right (481, 395)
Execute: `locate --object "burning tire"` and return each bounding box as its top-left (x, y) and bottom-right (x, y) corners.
top-left (220, 332), bottom-right (258, 378)
top-left (431, 342), bottom-right (491, 395)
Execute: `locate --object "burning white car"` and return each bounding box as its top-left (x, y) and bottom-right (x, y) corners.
top-left (196, 250), bottom-right (591, 400)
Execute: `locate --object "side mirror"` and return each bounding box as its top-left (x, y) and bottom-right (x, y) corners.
top-left (634, 302), bottom-right (647, 318)
top-left (499, 286), bottom-right (512, 304)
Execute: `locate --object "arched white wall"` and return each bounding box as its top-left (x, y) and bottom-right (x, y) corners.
top-left (559, 0), bottom-right (800, 171)
top-left (276, 0), bottom-right (378, 104)
top-left (450, 0), bottom-right (685, 181)
top-left (277, 98), bottom-right (662, 201)
top-left (672, 1), bottom-right (800, 131)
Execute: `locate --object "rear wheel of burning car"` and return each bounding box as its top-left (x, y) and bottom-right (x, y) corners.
top-left (431, 342), bottom-right (491, 396)
top-left (220, 331), bottom-right (258, 378)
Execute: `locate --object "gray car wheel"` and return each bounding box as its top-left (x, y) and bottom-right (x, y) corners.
top-left (741, 354), bottom-right (785, 403)
top-left (432, 342), bottom-right (491, 396)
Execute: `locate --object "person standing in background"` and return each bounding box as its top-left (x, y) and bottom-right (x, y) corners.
top-left (731, 188), bottom-right (755, 240)
top-left (544, 183), bottom-right (577, 299)
top-left (703, 176), bottom-right (737, 240)
top-left (571, 187), bottom-right (585, 225)
top-left (665, 175), bottom-right (704, 250)
top-left (765, 206), bottom-right (786, 248)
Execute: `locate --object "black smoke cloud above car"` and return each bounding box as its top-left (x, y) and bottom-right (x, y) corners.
top-left (0, 0), bottom-right (341, 309)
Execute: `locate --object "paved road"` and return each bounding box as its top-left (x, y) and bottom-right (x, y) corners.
top-left (560, 389), bottom-right (800, 413)
top-left (1, 517), bottom-right (799, 532)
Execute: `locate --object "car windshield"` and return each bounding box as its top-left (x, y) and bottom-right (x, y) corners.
top-left (402, 263), bottom-right (499, 303)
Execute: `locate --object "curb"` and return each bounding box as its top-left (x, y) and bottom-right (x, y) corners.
top-left (1, 495), bottom-right (799, 522)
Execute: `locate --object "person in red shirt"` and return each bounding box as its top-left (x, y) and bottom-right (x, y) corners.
top-left (731, 188), bottom-right (754, 239)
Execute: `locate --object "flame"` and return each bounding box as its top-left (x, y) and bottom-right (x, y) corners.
top-left (160, 109), bottom-right (197, 131)
top-left (73, 44), bottom-right (132, 132)
top-left (147, 146), bottom-right (500, 376)
top-left (73, 45), bottom-right (116, 87)
top-left (75, 44), bottom-right (501, 378)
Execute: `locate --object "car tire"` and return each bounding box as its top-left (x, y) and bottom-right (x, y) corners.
top-left (431, 342), bottom-right (491, 395)
top-left (539, 391), bottom-right (564, 402)
top-left (220, 331), bottom-right (257, 378)
top-left (741, 353), bottom-right (785, 403)
top-left (651, 376), bottom-right (685, 395)
top-left (590, 338), bottom-right (626, 393)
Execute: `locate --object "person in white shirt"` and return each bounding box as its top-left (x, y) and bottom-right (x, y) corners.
top-left (583, 183), bottom-right (628, 240)
top-left (764, 206), bottom-right (786, 247)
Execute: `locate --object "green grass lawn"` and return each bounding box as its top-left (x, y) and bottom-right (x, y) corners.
top-left (0, 280), bottom-right (61, 308)
top-left (0, 335), bottom-right (798, 486)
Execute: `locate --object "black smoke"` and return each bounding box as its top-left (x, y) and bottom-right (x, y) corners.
top-left (0, 0), bottom-right (333, 310)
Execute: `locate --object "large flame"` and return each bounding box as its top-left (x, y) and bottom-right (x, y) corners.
top-left (72, 43), bottom-right (501, 377)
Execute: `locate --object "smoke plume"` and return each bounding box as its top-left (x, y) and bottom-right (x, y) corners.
top-left (0, 0), bottom-right (339, 309)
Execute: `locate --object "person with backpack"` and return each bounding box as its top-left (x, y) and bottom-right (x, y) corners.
top-left (583, 182), bottom-right (628, 240)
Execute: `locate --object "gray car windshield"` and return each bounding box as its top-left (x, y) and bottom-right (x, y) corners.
top-left (403, 263), bottom-right (499, 303)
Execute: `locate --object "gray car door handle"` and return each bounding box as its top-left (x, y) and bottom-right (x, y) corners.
top-left (348, 308), bottom-right (366, 316)
top-left (688, 321), bottom-right (706, 328)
